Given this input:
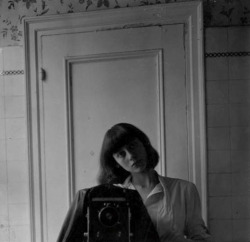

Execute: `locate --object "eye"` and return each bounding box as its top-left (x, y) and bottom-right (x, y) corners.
top-left (116, 150), bottom-right (126, 158)
top-left (127, 140), bottom-right (137, 150)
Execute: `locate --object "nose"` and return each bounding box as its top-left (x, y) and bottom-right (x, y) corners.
top-left (126, 150), bottom-right (136, 163)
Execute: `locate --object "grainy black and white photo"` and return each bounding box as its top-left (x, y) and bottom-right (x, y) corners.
top-left (0, 0), bottom-right (249, 242)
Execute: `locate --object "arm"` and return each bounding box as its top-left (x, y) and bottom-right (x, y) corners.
top-left (57, 190), bottom-right (87, 242)
top-left (184, 183), bottom-right (212, 242)
top-left (166, 182), bottom-right (212, 242)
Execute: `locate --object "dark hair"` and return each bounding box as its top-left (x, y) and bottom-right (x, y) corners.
top-left (97, 123), bottom-right (159, 184)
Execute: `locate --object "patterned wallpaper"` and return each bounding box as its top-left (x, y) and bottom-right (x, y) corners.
top-left (0, 0), bottom-right (250, 46)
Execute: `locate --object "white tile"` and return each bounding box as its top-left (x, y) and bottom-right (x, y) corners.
top-left (0, 118), bottom-right (5, 139)
top-left (232, 196), bottom-right (250, 219)
top-left (209, 219), bottom-right (232, 242)
top-left (0, 48), bottom-right (3, 71)
top-left (0, 76), bottom-right (4, 96)
top-left (208, 151), bottom-right (231, 173)
top-left (0, 214), bottom-right (8, 226)
top-left (209, 197), bottom-right (232, 219)
top-left (207, 127), bottom-right (230, 150)
top-left (230, 127), bottom-right (250, 150)
top-left (207, 104), bottom-right (229, 127)
top-left (0, 161), bottom-right (7, 184)
top-left (0, 202), bottom-right (8, 218)
top-left (6, 139), bottom-right (27, 161)
top-left (208, 174), bottom-right (231, 196)
top-left (9, 225), bottom-right (31, 242)
top-left (229, 57), bottom-right (250, 80)
top-left (232, 173), bottom-right (250, 196)
top-left (205, 57), bottom-right (229, 81)
top-left (3, 46), bottom-right (24, 70)
top-left (7, 160), bottom-right (29, 183)
top-left (0, 184), bottom-right (7, 206)
top-left (0, 139), bottom-right (6, 161)
top-left (4, 75), bottom-right (25, 96)
top-left (8, 182), bottom-right (29, 204)
top-left (0, 226), bottom-right (9, 242)
top-left (6, 118), bottom-right (26, 139)
top-left (9, 203), bottom-right (30, 225)
top-left (0, 97), bottom-right (5, 119)
top-left (206, 81), bottom-right (229, 104)
top-left (205, 28), bottom-right (228, 53)
top-left (229, 80), bottom-right (250, 103)
top-left (4, 96), bottom-right (26, 118)
top-left (231, 150), bottom-right (250, 173)
top-left (228, 27), bottom-right (250, 52)
top-left (230, 104), bottom-right (250, 126)
top-left (0, 48), bottom-right (4, 97)
top-left (232, 219), bottom-right (250, 242)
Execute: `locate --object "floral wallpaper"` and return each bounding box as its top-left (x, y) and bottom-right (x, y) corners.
top-left (0, 0), bottom-right (250, 46)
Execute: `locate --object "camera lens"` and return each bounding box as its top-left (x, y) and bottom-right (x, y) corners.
top-left (98, 206), bottom-right (119, 227)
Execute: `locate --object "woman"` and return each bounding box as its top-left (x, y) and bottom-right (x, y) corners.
top-left (97, 123), bottom-right (212, 242)
top-left (58, 123), bottom-right (212, 242)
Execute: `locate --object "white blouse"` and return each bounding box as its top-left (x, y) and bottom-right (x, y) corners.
top-left (118, 173), bottom-right (212, 242)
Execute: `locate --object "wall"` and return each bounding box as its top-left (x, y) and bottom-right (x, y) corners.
top-left (0, 47), bottom-right (30, 242)
top-left (0, 0), bottom-right (250, 242)
top-left (205, 27), bottom-right (250, 242)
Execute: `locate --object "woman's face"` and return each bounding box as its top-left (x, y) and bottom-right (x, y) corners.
top-left (112, 138), bottom-right (148, 173)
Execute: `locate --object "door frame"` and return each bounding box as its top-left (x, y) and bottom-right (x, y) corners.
top-left (24, 2), bottom-right (206, 241)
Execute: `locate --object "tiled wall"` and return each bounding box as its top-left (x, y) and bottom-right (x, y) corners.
top-left (0, 27), bottom-right (250, 242)
top-left (206, 27), bottom-right (250, 242)
top-left (0, 47), bottom-right (30, 242)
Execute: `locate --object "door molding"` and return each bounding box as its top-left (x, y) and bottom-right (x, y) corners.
top-left (24, 2), bottom-right (206, 242)
top-left (65, 49), bottom-right (165, 200)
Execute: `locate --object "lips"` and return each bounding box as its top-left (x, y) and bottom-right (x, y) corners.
top-left (132, 159), bottom-right (142, 167)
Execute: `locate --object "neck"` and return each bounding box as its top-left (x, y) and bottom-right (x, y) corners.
top-left (131, 169), bottom-right (157, 189)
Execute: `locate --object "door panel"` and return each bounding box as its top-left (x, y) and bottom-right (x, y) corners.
top-left (71, 51), bottom-right (162, 190)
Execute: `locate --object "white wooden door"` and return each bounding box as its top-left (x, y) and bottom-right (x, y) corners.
top-left (41, 25), bottom-right (186, 241)
top-left (24, 2), bottom-right (206, 242)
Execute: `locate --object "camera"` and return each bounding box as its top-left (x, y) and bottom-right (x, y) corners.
top-left (84, 185), bottom-right (132, 242)
top-left (83, 184), bottom-right (160, 242)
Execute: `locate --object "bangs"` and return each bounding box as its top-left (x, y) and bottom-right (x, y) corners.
top-left (105, 126), bottom-right (136, 155)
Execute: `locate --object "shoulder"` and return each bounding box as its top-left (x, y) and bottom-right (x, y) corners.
top-left (71, 189), bottom-right (89, 205)
top-left (158, 175), bottom-right (197, 192)
top-left (75, 188), bottom-right (88, 197)
top-left (159, 175), bottom-right (192, 185)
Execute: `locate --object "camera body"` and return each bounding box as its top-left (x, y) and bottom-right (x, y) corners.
top-left (85, 185), bottom-right (132, 242)
top-left (87, 197), bottom-right (131, 242)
